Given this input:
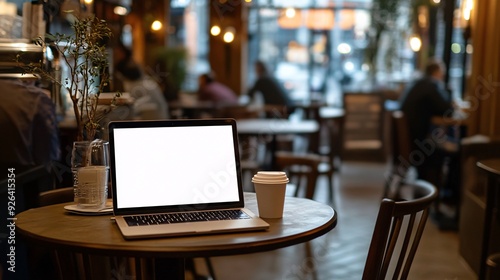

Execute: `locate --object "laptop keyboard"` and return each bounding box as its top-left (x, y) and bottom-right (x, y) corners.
top-left (124, 209), bottom-right (251, 226)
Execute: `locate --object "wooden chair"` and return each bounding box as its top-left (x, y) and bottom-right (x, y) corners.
top-left (309, 106), bottom-right (344, 202)
top-left (0, 164), bottom-right (54, 211)
top-left (38, 187), bottom-right (74, 206)
top-left (386, 110), bottom-right (460, 231)
top-left (384, 110), bottom-right (413, 199)
top-left (319, 107), bottom-right (345, 171)
top-left (274, 151), bottom-right (322, 199)
top-left (316, 157), bottom-right (337, 202)
top-left (362, 179), bottom-right (438, 280)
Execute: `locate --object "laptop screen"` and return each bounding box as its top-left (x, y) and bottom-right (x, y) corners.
top-left (108, 119), bottom-right (244, 215)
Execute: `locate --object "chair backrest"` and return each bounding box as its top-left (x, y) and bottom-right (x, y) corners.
top-left (274, 151), bottom-right (321, 199)
top-left (384, 111), bottom-right (413, 198)
top-left (38, 187), bottom-right (74, 207)
top-left (0, 164), bottom-right (54, 279)
top-left (0, 164), bottom-right (53, 211)
top-left (362, 179), bottom-right (437, 280)
top-left (389, 111), bottom-right (413, 171)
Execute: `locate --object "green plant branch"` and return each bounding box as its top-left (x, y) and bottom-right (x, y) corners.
top-left (19, 15), bottom-right (115, 141)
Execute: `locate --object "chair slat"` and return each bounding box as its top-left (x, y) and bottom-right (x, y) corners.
top-left (362, 180), bottom-right (437, 280)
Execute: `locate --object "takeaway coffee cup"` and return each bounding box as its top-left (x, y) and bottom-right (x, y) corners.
top-left (252, 171), bottom-right (289, 218)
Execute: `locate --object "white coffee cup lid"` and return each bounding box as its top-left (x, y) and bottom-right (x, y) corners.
top-left (252, 171), bottom-right (289, 183)
top-left (256, 171), bottom-right (286, 176)
top-left (252, 179), bottom-right (289, 184)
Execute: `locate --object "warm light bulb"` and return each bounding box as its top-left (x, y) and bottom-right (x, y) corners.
top-left (285, 8), bottom-right (296, 18)
top-left (409, 35), bottom-right (422, 52)
top-left (223, 30), bottom-right (235, 43)
top-left (84, 0), bottom-right (93, 4)
top-left (463, 0), bottom-right (473, 21)
top-left (151, 20), bottom-right (163, 31)
top-left (466, 43), bottom-right (473, 54)
top-left (114, 6), bottom-right (128, 16)
top-left (210, 25), bottom-right (221, 36)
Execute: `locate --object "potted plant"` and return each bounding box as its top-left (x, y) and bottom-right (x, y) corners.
top-left (19, 15), bottom-right (117, 208)
top-left (20, 15), bottom-right (117, 141)
top-left (153, 46), bottom-right (187, 101)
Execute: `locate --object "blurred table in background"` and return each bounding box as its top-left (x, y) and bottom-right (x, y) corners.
top-left (237, 119), bottom-right (319, 169)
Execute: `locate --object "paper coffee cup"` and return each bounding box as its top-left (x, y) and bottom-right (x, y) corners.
top-left (252, 171), bottom-right (289, 219)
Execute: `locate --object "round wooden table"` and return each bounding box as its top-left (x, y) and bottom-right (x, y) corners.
top-left (16, 193), bottom-right (336, 279)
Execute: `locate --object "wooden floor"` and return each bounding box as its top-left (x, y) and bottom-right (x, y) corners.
top-left (190, 161), bottom-right (477, 280)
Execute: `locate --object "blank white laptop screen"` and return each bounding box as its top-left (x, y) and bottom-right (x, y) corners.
top-left (112, 125), bottom-right (240, 209)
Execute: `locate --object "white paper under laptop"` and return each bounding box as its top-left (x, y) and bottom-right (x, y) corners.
top-left (108, 118), bottom-right (269, 239)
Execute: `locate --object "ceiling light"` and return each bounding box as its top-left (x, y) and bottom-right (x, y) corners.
top-left (114, 6), bottom-right (128, 16)
top-left (223, 28), bottom-right (235, 43)
top-left (210, 25), bottom-right (221, 36)
top-left (151, 20), bottom-right (162, 31)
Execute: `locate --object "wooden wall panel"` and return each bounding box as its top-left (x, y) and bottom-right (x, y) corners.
top-left (465, 0), bottom-right (500, 137)
top-left (209, 1), bottom-right (248, 95)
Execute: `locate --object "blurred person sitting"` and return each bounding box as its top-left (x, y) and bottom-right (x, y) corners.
top-left (247, 60), bottom-right (294, 116)
top-left (0, 77), bottom-right (61, 280)
top-left (197, 72), bottom-right (238, 105)
top-left (0, 78), bottom-right (60, 172)
top-left (115, 45), bottom-right (168, 120)
top-left (399, 59), bottom-right (459, 202)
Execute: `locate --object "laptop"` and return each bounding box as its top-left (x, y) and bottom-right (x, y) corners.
top-left (108, 118), bottom-right (269, 239)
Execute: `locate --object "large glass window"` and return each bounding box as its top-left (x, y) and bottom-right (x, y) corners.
top-left (169, 0), bottom-right (210, 92)
top-left (247, 1), bottom-right (378, 105)
top-left (246, 0), bottom-right (421, 106)
top-left (448, 0), bottom-right (472, 100)
top-left (166, 0), bottom-right (463, 104)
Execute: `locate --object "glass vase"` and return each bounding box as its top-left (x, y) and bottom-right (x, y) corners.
top-left (71, 139), bottom-right (109, 209)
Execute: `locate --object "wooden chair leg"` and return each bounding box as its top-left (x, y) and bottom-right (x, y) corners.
top-left (204, 257), bottom-right (217, 280)
top-left (186, 257), bottom-right (217, 280)
top-left (328, 173), bottom-right (335, 203)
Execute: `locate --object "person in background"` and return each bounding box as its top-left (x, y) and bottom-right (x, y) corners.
top-left (399, 58), bottom-right (459, 202)
top-left (247, 60), bottom-right (294, 115)
top-left (0, 77), bottom-right (61, 280)
top-left (0, 78), bottom-right (60, 171)
top-left (197, 72), bottom-right (238, 105)
top-left (115, 44), bottom-right (168, 120)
